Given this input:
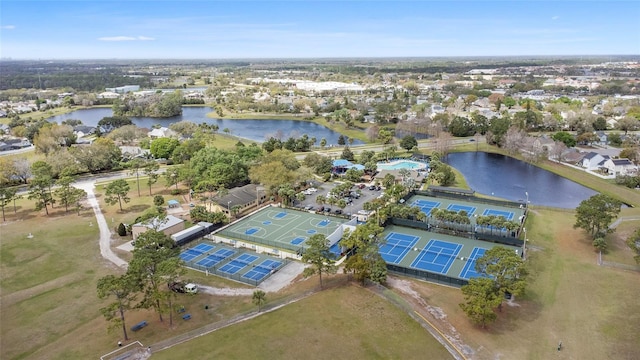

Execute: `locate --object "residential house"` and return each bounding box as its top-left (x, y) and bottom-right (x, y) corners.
top-left (148, 127), bottom-right (177, 139)
top-left (73, 125), bottom-right (97, 139)
top-left (131, 214), bottom-right (185, 240)
top-left (0, 138), bottom-right (32, 152)
top-left (595, 131), bottom-right (608, 146)
top-left (603, 158), bottom-right (637, 176)
top-left (581, 152), bottom-right (610, 171)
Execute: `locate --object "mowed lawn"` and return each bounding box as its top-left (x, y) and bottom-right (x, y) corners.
top-left (403, 208), bottom-right (640, 360)
top-left (152, 285), bottom-right (452, 360)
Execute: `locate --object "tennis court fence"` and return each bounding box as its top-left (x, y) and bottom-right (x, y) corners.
top-left (410, 189), bottom-right (526, 209)
top-left (388, 217), bottom-right (523, 247)
top-left (387, 263), bottom-right (468, 287)
top-left (216, 230), bottom-right (303, 253)
top-left (184, 252), bottom-right (290, 286)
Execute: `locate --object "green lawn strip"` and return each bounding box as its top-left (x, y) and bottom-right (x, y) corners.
top-left (152, 285), bottom-right (452, 360)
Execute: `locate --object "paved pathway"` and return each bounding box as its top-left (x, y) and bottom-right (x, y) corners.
top-left (76, 180), bottom-right (128, 268)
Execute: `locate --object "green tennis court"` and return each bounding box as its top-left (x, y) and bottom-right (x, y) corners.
top-left (218, 206), bottom-right (349, 250)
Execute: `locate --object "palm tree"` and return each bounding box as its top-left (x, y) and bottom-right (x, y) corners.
top-left (252, 290), bottom-right (266, 312)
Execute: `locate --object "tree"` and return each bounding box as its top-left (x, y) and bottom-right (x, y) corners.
top-left (552, 131), bottom-right (577, 148)
top-left (104, 179), bottom-right (131, 211)
top-left (301, 234), bottom-right (337, 289)
top-left (459, 277), bottom-right (502, 328)
top-left (97, 274), bottom-right (139, 341)
top-left (475, 246), bottom-right (527, 308)
top-left (150, 137), bottom-right (180, 159)
top-left (127, 230), bottom-right (181, 323)
top-left (28, 161), bottom-right (55, 215)
top-left (128, 158), bottom-right (147, 197)
top-left (574, 194), bottom-right (621, 239)
top-left (341, 146), bottom-right (355, 161)
top-left (252, 290), bottom-right (266, 312)
top-left (54, 175), bottom-right (86, 213)
top-left (0, 187), bottom-right (20, 221)
top-left (153, 195), bottom-right (165, 207)
top-left (144, 161), bottom-right (160, 196)
top-left (626, 229), bottom-right (640, 264)
top-left (399, 135), bottom-right (418, 151)
top-left (341, 222), bottom-right (386, 285)
top-left (164, 168), bottom-right (180, 191)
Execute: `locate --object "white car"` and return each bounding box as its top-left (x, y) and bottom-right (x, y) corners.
top-left (308, 187), bottom-right (318, 193)
top-left (185, 283), bottom-right (198, 294)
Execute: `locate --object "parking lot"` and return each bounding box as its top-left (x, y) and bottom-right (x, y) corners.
top-left (292, 181), bottom-right (383, 217)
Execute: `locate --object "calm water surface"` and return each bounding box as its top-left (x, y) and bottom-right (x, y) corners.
top-left (446, 152), bottom-right (598, 209)
top-left (47, 107), bottom-right (362, 145)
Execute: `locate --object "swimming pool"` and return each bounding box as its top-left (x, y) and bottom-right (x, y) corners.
top-left (377, 160), bottom-right (428, 171)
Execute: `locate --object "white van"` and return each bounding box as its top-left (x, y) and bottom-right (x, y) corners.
top-left (184, 283), bottom-right (198, 294)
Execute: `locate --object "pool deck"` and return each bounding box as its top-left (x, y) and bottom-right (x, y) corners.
top-left (377, 159), bottom-right (428, 171)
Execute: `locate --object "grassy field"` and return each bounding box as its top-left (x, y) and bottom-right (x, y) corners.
top-left (0, 183), bottom-right (259, 360)
top-left (3, 144), bottom-right (640, 359)
top-left (152, 285), bottom-right (452, 360)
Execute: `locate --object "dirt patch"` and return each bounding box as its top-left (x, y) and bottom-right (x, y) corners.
top-left (1, 272), bottom-right (85, 307)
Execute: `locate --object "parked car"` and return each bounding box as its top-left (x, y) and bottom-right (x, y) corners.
top-left (376, 186), bottom-right (382, 191)
top-left (369, 185), bottom-right (376, 190)
top-left (334, 209), bottom-right (342, 214)
top-left (357, 184), bottom-right (366, 189)
top-left (168, 281), bottom-right (187, 293)
top-left (324, 207), bottom-right (332, 213)
top-left (304, 205), bottom-right (313, 210)
top-left (317, 206), bottom-right (325, 212)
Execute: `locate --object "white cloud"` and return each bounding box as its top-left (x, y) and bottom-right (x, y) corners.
top-left (552, 16), bottom-right (560, 20)
top-left (98, 35), bottom-right (155, 41)
top-left (1, 25), bottom-right (16, 30)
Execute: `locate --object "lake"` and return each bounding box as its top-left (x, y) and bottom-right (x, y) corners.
top-left (47, 107), bottom-right (363, 145)
top-left (445, 152), bottom-right (598, 209)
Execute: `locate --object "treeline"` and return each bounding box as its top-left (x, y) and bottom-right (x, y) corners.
top-left (113, 91), bottom-right (183, 118)
top-left (0, 73), bottom-right (154, 91)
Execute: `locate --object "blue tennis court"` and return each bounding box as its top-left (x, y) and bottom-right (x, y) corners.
top-left (317, 219), bottom-right (330, 227)
top-left (179, 243), bottom-right (216, 261)
top-left (245, 227), bottom-right (259, 235)
top-left (290, 236), bottom-right (306, 245)
top-left (180, 249), bottom-right (203, 262)
top-left (459, 247), bottom-right (487, 280)
top-left (195, 248), bottom-right (236, 268)
top-left (243, 259), bottom-right (283, 281)
top-left (379, 232), bottom-right (419, 264)
top-left (274, 212), bottom-right (287, 219)
top-left (412, 199), bottom-right (441, 215)
top-left (482, 208), bottom-right (515, 220)
top-left (307, 229), bottom-right (316, 234)
top-left (263, 220), bottom-right (272, 225)
top-left (219, 253), bottom-right (259, 275)
top-left (411, 239), bottom-right (462, 274)
top-left (447, 204), bottom-right (476, 215)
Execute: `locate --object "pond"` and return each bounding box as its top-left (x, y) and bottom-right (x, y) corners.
top-left (445, 152), bottom-right (598, 209)
top-left (47, 107), bottom-right (363, 145)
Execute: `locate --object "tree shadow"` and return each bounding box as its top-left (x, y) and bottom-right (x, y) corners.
top-left (121, 204), bottom-right (150, 213)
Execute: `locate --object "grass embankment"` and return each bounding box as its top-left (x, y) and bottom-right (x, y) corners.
top-left (152, 285), bottom-right (452, 360)
top-left (403, 208), bottom-right (640, 360)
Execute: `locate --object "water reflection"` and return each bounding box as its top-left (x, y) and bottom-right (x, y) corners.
top-left (446, 152), bottom-right (598, 208)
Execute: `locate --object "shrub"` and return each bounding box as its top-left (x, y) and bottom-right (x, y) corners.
top-left (117, 223), bottom-right (127, 236)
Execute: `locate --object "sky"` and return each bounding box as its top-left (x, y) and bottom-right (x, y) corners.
top-left (1, 0), bottom-right (639, 59)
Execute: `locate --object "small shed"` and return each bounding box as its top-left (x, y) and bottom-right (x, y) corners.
top-left (168, 200), bottom-right (180, 208)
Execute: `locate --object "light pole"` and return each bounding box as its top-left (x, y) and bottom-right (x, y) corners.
top-left (522, 227), bottom-right (527, 258)
top-left (525, 191), bottom-right (529, 209)
top-left (227, 201), bottom-right (232, 220)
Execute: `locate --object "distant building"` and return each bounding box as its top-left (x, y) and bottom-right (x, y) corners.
top-left (105, 85), bottom-right (140, 94)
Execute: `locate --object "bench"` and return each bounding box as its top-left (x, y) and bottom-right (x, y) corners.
top-left (182, 314), bottom-right (191, 320)
top-left (131, 320), bottom-right (148, 331)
